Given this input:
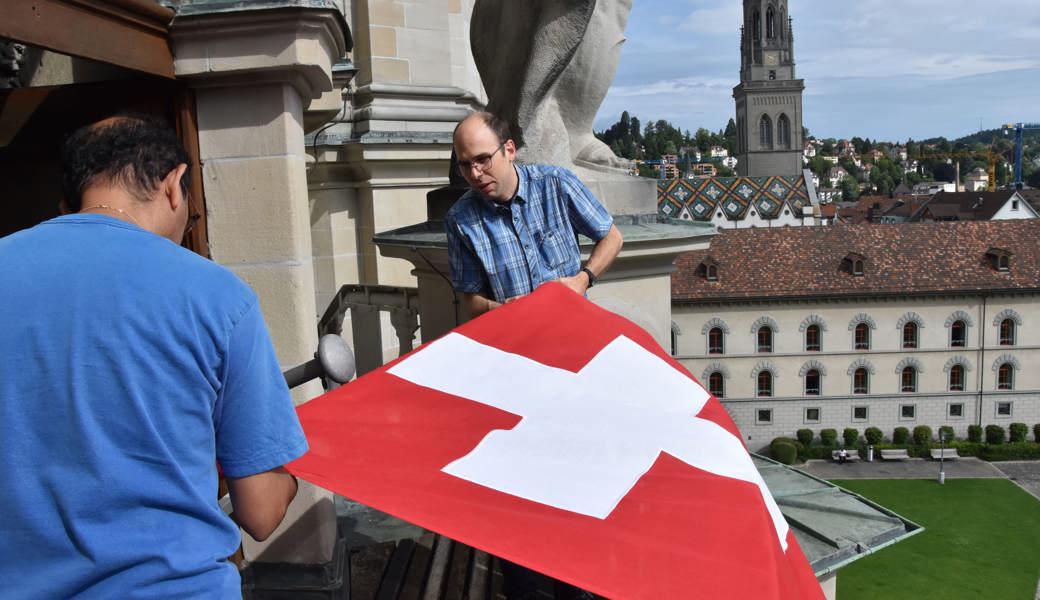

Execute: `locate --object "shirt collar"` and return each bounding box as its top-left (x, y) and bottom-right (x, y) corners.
top-left (475, 163), bottom-right (526, 216)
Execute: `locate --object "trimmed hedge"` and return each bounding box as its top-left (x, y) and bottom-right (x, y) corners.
top-left (968, 424), bottom-right (983, 443)
top-left (986, 425), bottom-right (1006, 445)
top-left (1035, 423), bottom-right (1040, 444)
top-left (864, 427), bottom-right (883, 445)
top-left (1009, 423), bottom-right (1029, 443)
top-left (939, 425), bottom-right (955, 442)
top-left (979, 442), bottom-right (1040, 461)
top-left (912, 425), bottom-right (933, 446)
top-left (893, 427), bottom-right (910, 445)
top-left (771, 439), bottom-right (798, 464)
top-left (843, 427), bottom-right (859, 447)
top-left (796, 428), bottom-right (814, 446)
top-left (820, 428), bottom-right (838, 446)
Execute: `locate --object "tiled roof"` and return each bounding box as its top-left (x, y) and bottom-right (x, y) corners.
top-left (910, 191), bottom-right (1017, 221)
top-left (672, 220), bottom-right (1040, 302)
top-left (657, 176), bottom-right (811, 222)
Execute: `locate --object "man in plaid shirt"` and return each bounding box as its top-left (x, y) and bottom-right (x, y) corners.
top-left (446, 112), bottom-right (624, 316)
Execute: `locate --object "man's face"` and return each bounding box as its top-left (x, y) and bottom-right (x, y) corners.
top-left (454, 120), bottom-right (518, 203)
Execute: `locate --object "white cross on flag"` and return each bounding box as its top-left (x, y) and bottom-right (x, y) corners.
top-left (289, 283), bottom-right (823, 599)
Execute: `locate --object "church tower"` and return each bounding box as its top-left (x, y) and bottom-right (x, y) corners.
top-left (733, 0), bottom-right (805, 177)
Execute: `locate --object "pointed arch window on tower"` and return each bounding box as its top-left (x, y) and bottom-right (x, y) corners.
top-left (752, 10), bottom-right (761, 42)
top-left (766, 6), bottom-right (776, 39)
top-left (759, 115), bottom-right (773, 150)
top-left (777, 114), bottom-right (791, 149)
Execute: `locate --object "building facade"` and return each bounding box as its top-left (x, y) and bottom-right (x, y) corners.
top-left (671, 221), bottom-right (1040, 447)
top-left (733, 0), bottom-right (805, 177)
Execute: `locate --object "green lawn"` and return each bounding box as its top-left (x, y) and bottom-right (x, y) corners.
top-left (829, 479), bottom-right (1040, 600)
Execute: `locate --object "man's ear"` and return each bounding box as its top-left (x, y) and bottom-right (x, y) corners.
top-left (504, 139), bottom-right (517, 160)
top-left (162, 163), bottom-right (189, 210)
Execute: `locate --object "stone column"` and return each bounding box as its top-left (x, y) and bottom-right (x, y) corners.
top-left (168, 3), bottom-right (349, 565)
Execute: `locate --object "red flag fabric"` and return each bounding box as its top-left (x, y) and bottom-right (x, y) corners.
top-left (288, 282), bottom-right (823, 600)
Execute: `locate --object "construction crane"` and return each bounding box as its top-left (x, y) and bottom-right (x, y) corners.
top-left (1003, 122), bottom-right (1040, 189)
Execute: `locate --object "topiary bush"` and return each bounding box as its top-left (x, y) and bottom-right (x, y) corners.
top-left (843, 427), bottom-right (859, 448)
top-left (1034, 424), bottom-right (1040, 443)
top-left (913, 425), bottom-right (933, 446)
top-left (985, 424), bottom-right (1006, 445)
top-left (864, 427), bottom-right (883, 445)
top-left (796, 428), bottom-right (814, 447)
top-left (770, 439), bottom-right (798, 465)
top-left (820, 428), bottom-right (838, 446)
top-left (968, 424), bottom-right (983, 443)
top-left (1009, 423), bottom-right (1029, 443)
top-left (893, 427), bottom-right (910, 445)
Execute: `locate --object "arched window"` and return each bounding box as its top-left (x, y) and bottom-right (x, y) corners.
top-left (949, 365), bottom-right (964, 392)
top-left (805, 324), bottom-right (821, 352)
top-left (766, 6), bottom-right (776, 38)
top-left (752, 10), bottom-right (761, 41)
top-left (950, 320), bottom-right (966, 347)
top-left (759, 115), bottom-right (773, 150)
top-left (902, 322), bottom-right (918, 349)
top-left (999, 319), bottom-right (1015, 345)
top-left (997, 363), bottom-right (1014, 390)
top-left (805, 369), bottom-right (821, 396)
top-left (707, 264), bottom-right (718, 280)
top-left (853, 368), bottom-right (869, 394)
top-left (777, 114), bottom-right (791, 149)
top-left (901, 367), bottom-right (917, 393)
top-left (708, 327), bottom-right (725, 354)
top-left (854, 323), bottom-right (870, 350)
top-left (709, 372), bottom-right (725, 398)
top-left (757, 371), bottom-right (773, 397)
top-left (757, 326), bottom-right (773, 353)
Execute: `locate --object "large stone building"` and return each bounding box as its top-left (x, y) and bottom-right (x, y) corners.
top-left (671, 221), bottom-right (1039, 447)
top-left (733, 0), bottom-right (805, 177)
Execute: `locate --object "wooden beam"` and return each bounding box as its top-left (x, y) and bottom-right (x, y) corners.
top-left (0, 0), bottom-right (175, 79)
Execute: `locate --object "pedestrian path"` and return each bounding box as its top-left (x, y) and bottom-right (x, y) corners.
top-left (799, 456), bottom-right (1007, 481)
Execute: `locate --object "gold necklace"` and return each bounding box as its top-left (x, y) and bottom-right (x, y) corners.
top-left (81, 204), bottom-right (142, 227)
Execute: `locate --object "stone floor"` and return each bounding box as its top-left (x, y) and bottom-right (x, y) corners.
top-left (991, 460), bottom-right (1040, 501)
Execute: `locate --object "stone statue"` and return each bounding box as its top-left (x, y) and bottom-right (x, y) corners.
top-left (470, 0), bottom-right (633, 174)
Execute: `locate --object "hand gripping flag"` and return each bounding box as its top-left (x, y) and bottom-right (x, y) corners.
top-left (289, 283), bottom-right (823, 599)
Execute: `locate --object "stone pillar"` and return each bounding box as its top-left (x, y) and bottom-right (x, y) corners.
top-left (168, 3), bottom-right (349, 565)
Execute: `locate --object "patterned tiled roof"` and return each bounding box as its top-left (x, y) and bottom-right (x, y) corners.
top-left (672, 220), bottom-right (1040, 302)
top-left (658, 176), bottom-right (811, 222)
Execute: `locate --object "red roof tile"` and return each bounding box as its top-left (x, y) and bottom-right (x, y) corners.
top-left (672, 220), bottom-right (1040, 302)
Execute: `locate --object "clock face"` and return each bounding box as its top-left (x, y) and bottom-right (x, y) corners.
top-left (764, 52), bottom-right (779, 66)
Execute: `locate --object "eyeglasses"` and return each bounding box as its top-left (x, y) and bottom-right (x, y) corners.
top-left (184, 195), bottom-right (201, 237)
top-left (457, 143), bottom-right (505, 175)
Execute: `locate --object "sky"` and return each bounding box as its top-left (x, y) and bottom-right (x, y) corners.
top-left (594, 0), bottom-right (1040, 142)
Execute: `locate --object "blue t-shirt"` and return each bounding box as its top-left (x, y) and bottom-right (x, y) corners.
top-left (0, 214), bottom-right (308, 599)
top-left (445, 164), bottom-right (613, 302)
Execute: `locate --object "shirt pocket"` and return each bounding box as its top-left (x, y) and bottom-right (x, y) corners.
top-left (536, 229), bottom-right (574, 270)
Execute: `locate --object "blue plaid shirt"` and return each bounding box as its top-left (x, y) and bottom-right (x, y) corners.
top-left (445, 164), bottom-right (613, 302)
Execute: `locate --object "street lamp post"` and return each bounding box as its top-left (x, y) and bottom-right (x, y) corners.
top-left (938, 430), bottom-right (946, 485)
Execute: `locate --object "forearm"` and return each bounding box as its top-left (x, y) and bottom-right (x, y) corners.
top-left (462, 292), bottom-right (502, 317)
top-left (584, 224), bottom-right (623, 279)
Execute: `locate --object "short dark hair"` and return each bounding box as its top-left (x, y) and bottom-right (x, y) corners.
top-left (454, 111), bottom-right (512, 145)
top-left (61, 115), bottom-right (191, 212)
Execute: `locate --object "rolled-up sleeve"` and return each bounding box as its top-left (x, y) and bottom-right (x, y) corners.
top-left (559, 171), bottom-right (613, 241)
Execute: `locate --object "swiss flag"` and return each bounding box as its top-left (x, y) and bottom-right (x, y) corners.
top-left (289, 283), bottom-right (823, 599)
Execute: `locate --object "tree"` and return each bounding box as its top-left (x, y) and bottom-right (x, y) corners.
top-left (839, 177), bottom-right (860, 201)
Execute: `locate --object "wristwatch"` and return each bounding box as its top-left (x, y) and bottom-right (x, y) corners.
top-left (581, 267), bottom-right (597, 288)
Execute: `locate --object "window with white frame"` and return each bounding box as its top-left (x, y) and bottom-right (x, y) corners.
top-left (948, 403), bottom-right (964, 419)
top-left (804, 407), bottom-right (821, 423)
top-left (996, 402), bottom-right (1012, 417)
top-left (900, 404), bottom-right (916, 420)
top-left (756, 408), bottom-right (773, 425)
top-left (852, 406), bottom-right (868, 422)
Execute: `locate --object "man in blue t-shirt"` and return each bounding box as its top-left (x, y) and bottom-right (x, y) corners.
top-left (446, 112), bottom-right (624, 317)
top-left (0, 116), bottom-right (308, 598)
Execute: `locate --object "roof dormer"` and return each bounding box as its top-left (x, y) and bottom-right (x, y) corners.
top-left (985, 247), bottom-right (1013, 273)
top-left (697, 257), bottom-right (720, 282)
top-left (842, 252), bottom-right (866, 277)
